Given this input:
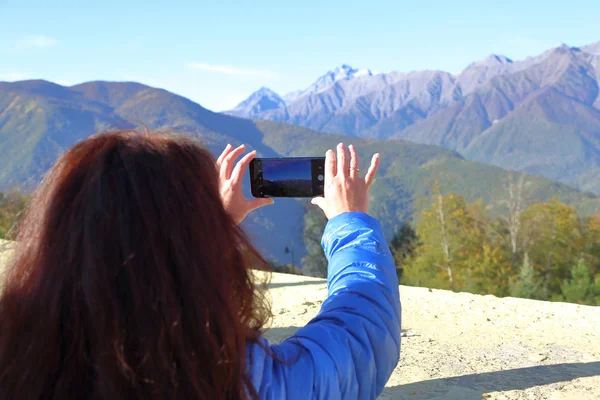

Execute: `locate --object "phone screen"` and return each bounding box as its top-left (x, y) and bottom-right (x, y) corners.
top-left (250, 157), bottom-right (325, 198)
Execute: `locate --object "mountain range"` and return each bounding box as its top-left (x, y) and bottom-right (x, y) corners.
top-left (227, 41), bottom-right (600, 194)
top-left (1, 80), bottom-right (599, 264)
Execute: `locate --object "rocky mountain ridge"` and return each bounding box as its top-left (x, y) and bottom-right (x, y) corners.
top-left (1, 80), bottom-right (599, 262)
top-left (228, 41), bottom-right (600, 193)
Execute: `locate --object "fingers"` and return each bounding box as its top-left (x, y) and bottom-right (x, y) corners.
top-left (337, 143), bottom-right (347, 177)
top-left (216, 143), bottom-right (233, 168)
top-left (325, 149), bottom-right (336, 183)
top-left (311, 196), bottom-right (326, 211)
top-left (348, 144), bottom-right (359, 178)
top-left (230, 150), bottom-right (256, 186)
top-left (365, 153), bottom-right (380, 187)
top-left (220, 144), bottom-right (245, 180)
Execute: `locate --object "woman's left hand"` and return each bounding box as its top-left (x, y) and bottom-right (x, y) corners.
top-left (216, 144), bottom-right (274, 225)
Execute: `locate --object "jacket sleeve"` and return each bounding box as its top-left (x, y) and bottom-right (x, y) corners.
top-left (247, 212), bottom-right (401, 399)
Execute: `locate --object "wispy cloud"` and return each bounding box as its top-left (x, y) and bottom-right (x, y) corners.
top-left (13, 35), bottom-right (57, 51)
top-left (0, 72), bottom-right (32, 82)
top-left (187, 62), bottom-right (279, 78)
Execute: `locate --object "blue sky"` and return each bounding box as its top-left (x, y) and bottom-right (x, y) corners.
top-left (1, 0), bottom-right (598, 111)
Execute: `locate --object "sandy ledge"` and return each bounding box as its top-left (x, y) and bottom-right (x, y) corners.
top-left (259, 272), bottom-right (600, 400)
top-left (1, 243), bottom-right (598, 399)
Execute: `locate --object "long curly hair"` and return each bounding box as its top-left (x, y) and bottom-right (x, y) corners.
top-left (0, 130), bottom-right (271, 399)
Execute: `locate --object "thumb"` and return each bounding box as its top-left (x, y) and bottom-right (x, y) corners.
top-left (248, 197), bottom-right (274, 212)
top-left (311, 196), bottom-right (326, 210)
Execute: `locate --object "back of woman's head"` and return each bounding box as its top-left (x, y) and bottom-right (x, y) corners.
top-left (0, 130), bottom-right (269, 400)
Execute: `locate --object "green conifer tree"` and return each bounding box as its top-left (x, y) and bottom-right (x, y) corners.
top-left (509, 253), bottom-right (547, 300)
top-left (559, 260), bottom-right (600, 305)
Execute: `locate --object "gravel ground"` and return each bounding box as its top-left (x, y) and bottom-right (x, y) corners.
top-left (260, 272), bottom-right (600, 400)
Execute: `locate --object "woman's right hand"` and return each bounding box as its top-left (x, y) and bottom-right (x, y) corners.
top-left (216, 144), bottom-right (274, 225)
top-left (311, 143), bottom-right (380, 219)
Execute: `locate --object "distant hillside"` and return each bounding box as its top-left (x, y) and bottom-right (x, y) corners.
top-left (228, 41), bottom-right (600, 194)
top-left (227, 87), bottom-right (286, 119)
top-left (1, 80), bottom-right (599, 263)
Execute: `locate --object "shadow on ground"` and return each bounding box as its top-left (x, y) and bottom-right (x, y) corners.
top-left (261, 326), bottom-right (302, 344)
top-left (381, 362), bottom-right (600, 399)
top-left (267, 280), bottom-right (326, 289)
top-left (263, 327), bottom-right (410, 346)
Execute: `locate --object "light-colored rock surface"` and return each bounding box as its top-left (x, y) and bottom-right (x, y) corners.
top-left (1, 244), bottom-right (598, 399)
top-left (0, 239), bottom-right (14, 274)
top-left (260, 272), bottom-right (600, 400)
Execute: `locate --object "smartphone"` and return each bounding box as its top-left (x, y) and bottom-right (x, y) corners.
top-left (250, 157), bottom-right (326, 198)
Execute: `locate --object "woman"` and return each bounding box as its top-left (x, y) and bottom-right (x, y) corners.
top-left (0, 130), bottom-right (401, 399)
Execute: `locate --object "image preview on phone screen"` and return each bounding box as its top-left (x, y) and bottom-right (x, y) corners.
top-left (262, 159), bottom-right (313, 196)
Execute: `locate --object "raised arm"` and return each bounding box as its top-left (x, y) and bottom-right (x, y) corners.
top-left (247, 144), bottom-right (401, 399)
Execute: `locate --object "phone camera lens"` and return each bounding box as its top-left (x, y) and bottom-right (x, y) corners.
top-left (318, 174), bottom-right (324, 181)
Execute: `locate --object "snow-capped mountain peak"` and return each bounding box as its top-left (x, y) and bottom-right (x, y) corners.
top-left (465, 54), bottom-right (514, 70)
top-left (330, 64), bottom-right (373, 80)
top-left (283, 64), bottom-right (374, 103)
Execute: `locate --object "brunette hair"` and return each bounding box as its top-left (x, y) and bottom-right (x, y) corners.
top-left (0, 130), bottom-right (271, 399)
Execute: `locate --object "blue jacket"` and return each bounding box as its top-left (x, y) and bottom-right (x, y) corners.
top-left (247, 212), bottom-right (402, 399)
